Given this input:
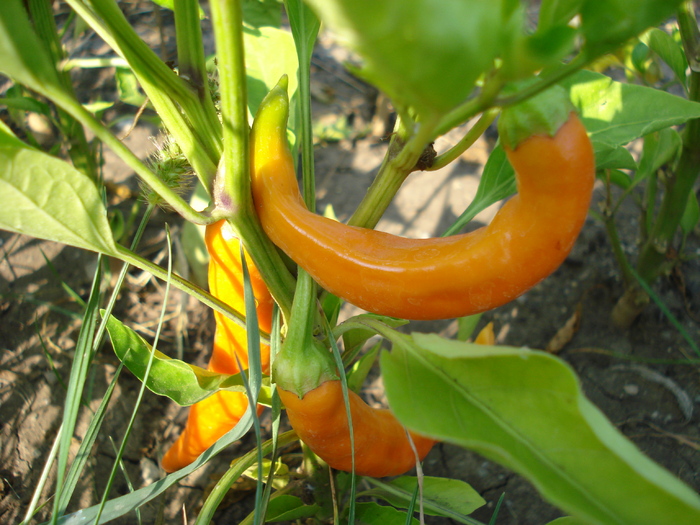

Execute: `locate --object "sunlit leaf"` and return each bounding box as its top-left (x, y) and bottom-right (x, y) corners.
top-left (0, 123), bottom-right (118, 256)
top-left (304, 0), bottom-right (503, 116)
top-left (563, 69), bottom-right (700, 146)
top-left (381, 332), bottom-right (700, 524)
top-left (103, 313), bottom-right (272, 406)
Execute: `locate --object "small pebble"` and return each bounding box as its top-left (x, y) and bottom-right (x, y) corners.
top-left (623, 384), bottom-right (639, 395)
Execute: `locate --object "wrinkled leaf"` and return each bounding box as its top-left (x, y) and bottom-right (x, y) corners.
top-left (103, 313), bottom-right (272, 406)
top-left (364, 476), bottom-right (485, 519)
top-left (0, 123), bottom-right (117, 256)
top-left (381, 332), bottom-right (700, 524)
top-left (563, 70), bottom-right (700, 147)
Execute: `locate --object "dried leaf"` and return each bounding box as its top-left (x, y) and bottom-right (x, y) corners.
top-left (546, 303), bottom-right (582, 353)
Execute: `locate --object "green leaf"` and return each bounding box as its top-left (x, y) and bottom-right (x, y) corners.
top-left (303, 0), bottom-right (503, 116)
top-left (580, 0), bottom-right (684, 57)
top-left (592, 141), bottom-right (637, 171)
top-left (0, 0), bottom-right (62, 93)
top-left (635, 127), bottom-right (682, 184)
top-left (0, 124), bottom-right (118, 256)
top-left (681, 190), bottom-right (700, 237)
top-left (151, 0), bottom-right (206, 19)
top-left (354, 502), bottom-right (420, 525)
top-left (340, 314), bottom-right (408, 359)
top-left (115, 67), bottom-right (148, 108)
top-left (244, 26), bottom-right (299, 121)
top-left (605, 169), bottom-right (634, 190)
top-left (381, 333), bottom-right (700, 525)
top-left (538, 0), bottom-right (584, 31)
top-left (545, 518), bottom-right (591, 525)
top-left (643, 28), bottom-right (688, 86)
top-left (442, 145), bottom-right (517, 236)
top-left (56, 409), bottom-right (255, 524)
top-left (346, 342), bottom-right (380, 393)
top-left (0, 96), bottom-right (52, 115)
top-left (364, 476), bottom-right (485, 519)
top-left (243, 0), bottom-right (283, 29)
top-left (563, 69), bottom-right (700, 146)
top-left (265, 495), bottom-right (320, 522)
top-left (103, 313), bottom-right (272, 406)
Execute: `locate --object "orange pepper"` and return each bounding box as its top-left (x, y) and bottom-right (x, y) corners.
top-left (249, 83), bottom-right (594, 321)
top-left (161, 220), bottom-right (273, 472)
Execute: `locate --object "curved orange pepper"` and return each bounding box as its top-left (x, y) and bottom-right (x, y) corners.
top-left (250, 84), bottom-right (594, 320)
top-left (161, 220), bottom-right (273, 472)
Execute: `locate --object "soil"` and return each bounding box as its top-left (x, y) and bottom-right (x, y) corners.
top-left (1, 2), bottom-right (700, 524)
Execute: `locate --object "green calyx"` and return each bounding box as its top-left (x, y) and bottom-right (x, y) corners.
top-left (497, 83), bottom-right (575, 150)
top-left (273, 338), bottom-right (338, 398)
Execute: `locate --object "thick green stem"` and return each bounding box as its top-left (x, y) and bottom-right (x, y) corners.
top-left (348, 115), bottom-right (438, 229)
top-left (210, 0), bottom-right (296, 318)
top-left (173, 0), bottom-right (221, 136)
top-left (636, 71), bottom-right (700, 283)
top-left (64, 0), bottom-right (219, 187)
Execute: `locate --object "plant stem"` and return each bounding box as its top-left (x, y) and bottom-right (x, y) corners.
top-left (115, 245), bottom-right (270, 344)
top-left (348, 115), bottom-right (438, 229)
top-left (64, 0), bottom-right (219, 187)
top-left (194, 430), bottom-right (299, 524)
top-left (429, 108), bottom-right (499, 171)
top-left (209, 0), bottom-right (296, 319)
top-left (636, 71), bottom-right (700, 283)
top-left (174, 0), bottom-right (221, 134)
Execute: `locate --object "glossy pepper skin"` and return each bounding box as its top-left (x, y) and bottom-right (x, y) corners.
top-left (161, 220), bottom-right (273, 472)
top-left (250, 84), bottom-right (595, 321)
top-left (278, 381), bottom-right (435, 477)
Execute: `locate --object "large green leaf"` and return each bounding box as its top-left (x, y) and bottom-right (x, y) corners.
top-left (303, 0), bottom-right (504, 116)
top-left (103, 314), bottom-right (272, 407)
top-left (580, 0), bottom-right (684, 57)
top-left (0, 123), bottom-right (117, 256)
top-left (563, 70), bottom-right (700, 147)
top-left (381, 332), bottom-right (700, 525)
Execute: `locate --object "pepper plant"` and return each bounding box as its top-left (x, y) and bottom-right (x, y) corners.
top-left (1, 0), bottom-right (700, 524)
